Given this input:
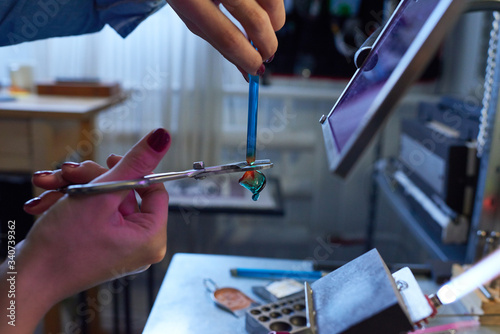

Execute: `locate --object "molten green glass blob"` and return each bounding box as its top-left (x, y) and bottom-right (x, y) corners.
top-left (239, 170), bottom-right (267, 201)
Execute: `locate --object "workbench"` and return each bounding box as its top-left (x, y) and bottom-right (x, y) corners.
top-left (144, 253), bottom-right (500, 333)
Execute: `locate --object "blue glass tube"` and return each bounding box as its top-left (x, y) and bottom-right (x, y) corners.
top-left (246, 73), bottom-right (259, 163)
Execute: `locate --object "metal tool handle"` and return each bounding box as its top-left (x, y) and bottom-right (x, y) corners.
top-left (62, 171), bottom-right (189, 196)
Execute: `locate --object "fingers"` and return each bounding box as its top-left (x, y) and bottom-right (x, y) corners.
top-left (173, 7), bottom-right (256, 81)
top-left (106, 154), bottom-right (122, 169)
top-left (26, 129), bottom-right (171, 218)
top-left (98, 129), bottom-right (170, 266)
top-left (134, 181), bottom-right (169, 216)
top-left (24, 190), bottom-right (64, 215)
top-left (170, 0), bottom-right (258, 70)
top-left (26, 161), bottom-right (111, 215)
top-left (32, 169), bottom-right (64, 190)
top-left (95, 128), bottom-right (171, 183)
top-left (178, 5), bottom-right (261, 75)
top-left (32, 161), bottom-right (109, 190)
top-left (255, 0), bottom-right (286, 31)
top-left (61, 161), bottom-right (109, 184)
top-left (94, 128), bottom-right (171, 218)
top-left (171, 8), bottom-right (211, 42)
top-left (169, 0), bottom-right (284, 76)
top-left (105, 154), bottom-right (139, 216)
top-left (219, 0), bottom-right (279, 60)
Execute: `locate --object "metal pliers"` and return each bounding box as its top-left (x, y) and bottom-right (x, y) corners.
top-left (61, 159), bottom-right (273, 196)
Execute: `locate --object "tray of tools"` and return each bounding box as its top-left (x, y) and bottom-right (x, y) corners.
top-left (245, 294), bottom-right (311, 334)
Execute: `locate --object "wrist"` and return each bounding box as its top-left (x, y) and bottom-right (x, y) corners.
top-left (0, 241), bottom-right (65, 333)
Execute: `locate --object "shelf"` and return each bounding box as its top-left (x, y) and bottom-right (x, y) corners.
top-left (374, 164), bottom-right (467, 262)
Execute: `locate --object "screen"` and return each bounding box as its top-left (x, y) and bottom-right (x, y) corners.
top-left (321, 0), bottom-right (467, 177)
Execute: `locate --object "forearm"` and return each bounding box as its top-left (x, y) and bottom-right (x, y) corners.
top-left (0, 242), bottom-right (60, 333)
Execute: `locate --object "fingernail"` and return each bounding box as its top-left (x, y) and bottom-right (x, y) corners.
top-left (264, 54), bottom-right (275, 63)
top-left (62, 162), bottom-right (80, 168)
top-left (33, 170), bottom-right (53, 177)
top-left (147, 128), bottom-right (170, 152)
top-left (257, 64), bottom-right (266, 76)
top-left (24, 197), bottom-right (41, 208)
top-left (239, 68), bottom-right (249, 83)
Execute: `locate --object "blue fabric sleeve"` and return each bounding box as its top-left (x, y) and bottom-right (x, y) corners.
top-left (96, 0), bottom-right (166, 38)
top-left (0, 0), bottom-right (166, 47)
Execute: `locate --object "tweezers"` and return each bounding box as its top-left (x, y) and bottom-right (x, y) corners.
top-left (61, 159), bottom-right (273, 196)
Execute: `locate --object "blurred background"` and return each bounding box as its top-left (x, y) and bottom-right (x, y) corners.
top-left (0, 0), bottom-right (497, 332)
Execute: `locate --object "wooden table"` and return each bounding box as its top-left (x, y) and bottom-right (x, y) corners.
top-left (0, 92), bottom-right (127, 174)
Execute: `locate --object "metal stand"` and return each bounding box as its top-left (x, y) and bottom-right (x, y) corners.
top-left (364, 1), bottom-right (500, 263)
top-left (466, 1), bottom-right (500, 262)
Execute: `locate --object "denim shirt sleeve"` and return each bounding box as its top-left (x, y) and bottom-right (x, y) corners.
top-left (97, 0), bottom-right (166, 38)
top-left (0, 0), bottom-right (166, 47)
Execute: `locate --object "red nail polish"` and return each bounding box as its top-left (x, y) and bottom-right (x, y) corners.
top-left (147, 128), bottom-right (170, 152)
top-left (24, 197), bottom-right (41, 208)
top-left (265, 54), bottom-right (275, 63)
top-left (33, 170), bottom-right (53, 176)
top-left (62, 162), bottom-right (80, 168)
top-left (257, 64), bottom-right (266, 76)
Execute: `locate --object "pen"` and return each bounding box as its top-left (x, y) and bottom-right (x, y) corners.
top-left (230, 268), bottom-right (325, 281)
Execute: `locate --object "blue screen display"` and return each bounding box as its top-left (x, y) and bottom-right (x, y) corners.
top-left (327, 0), bottom-right (439, 152)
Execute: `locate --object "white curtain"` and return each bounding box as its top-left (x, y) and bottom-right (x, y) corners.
top-left (0, 5), bottom-right (244, 172)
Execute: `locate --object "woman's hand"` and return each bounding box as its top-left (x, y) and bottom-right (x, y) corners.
top-left (168, 0), bottom-right (285, 77)
top-left (24, 155), bottom-right (125, 216)
top-left (0, 128), bottom-right (171, 333)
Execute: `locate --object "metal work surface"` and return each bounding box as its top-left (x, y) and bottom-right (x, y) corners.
top-left (144, 253), bottom-right (500, 333)
top-left (143, 253), bottom-right (313, 333)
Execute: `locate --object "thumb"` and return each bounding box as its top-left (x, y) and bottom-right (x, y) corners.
top-left (94, 128), bottom-right (171, 183)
